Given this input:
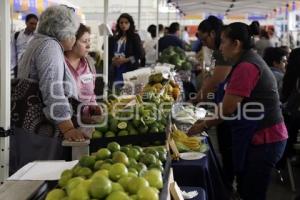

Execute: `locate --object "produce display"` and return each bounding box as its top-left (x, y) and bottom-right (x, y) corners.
top-left (46, 142), bottom-right (167, 200)
top-left (92, 95), bottom-right (169, 139)
top-left (142, 73), bottom-right (181, 101)
top-left (92, 73), bottom-right (179, 140)
top-left (171, 103), bottom-right (206, 125)
top-left (171, 129), bottom-right (208, 153)
top-left (158, 46), bottom-right (193, 71)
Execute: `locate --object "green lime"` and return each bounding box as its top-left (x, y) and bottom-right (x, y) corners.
top-left (92, 130), bottom-right (103, 139)
top-left (96, 123), bottom-right (108, 133)
top-left (117, 121), bottom-right (128, 129)
top-left (109, 118), bottom-right (119, 132)
top-left (95, 148), bottom-right (111, 160)
top-left (107, 142), bottom-right (121, 152)
top-left (132, 118), bottom-right (141, 128)
top-left (118, 130), bottom-right (129, 136)
top-left (79, 155), bottom-right (96, 169)
top-left (139, 125), bottom-right (149, 134)
top-left (105, 131), bottom-right (116, 138)
top-left (149, 127), bottom-right (159, 134)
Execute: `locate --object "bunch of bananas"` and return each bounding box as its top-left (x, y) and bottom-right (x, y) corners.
top-left (104, 96), bottom-right (136, 113)
top-left (172, 129), bottom-right (201, 152)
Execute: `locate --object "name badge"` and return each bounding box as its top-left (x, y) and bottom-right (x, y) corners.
top-left (80, 73), bottom-right (93, 84)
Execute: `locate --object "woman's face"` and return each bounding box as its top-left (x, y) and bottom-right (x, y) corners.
top-left (72, 32), bottom-right (91, 58)
top-left (275, 56), bottom-right (287, 72)
top-left (198, 30), bottom-right (215, 50)
top-left (119, 17), bottom-right (130, 32)
top-left (219, 32), bottom-right (240, 61)
top-left (61, 37), bottom-right (76, 51)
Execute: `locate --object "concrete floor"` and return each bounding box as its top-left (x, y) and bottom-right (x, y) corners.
top-left (267, 164), bottom-right (300, 200)
top-left (208, 128), bottom-right (300, 200)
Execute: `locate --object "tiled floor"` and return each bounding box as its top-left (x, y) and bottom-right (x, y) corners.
top-left (208, 128), bottom-right (300, 200)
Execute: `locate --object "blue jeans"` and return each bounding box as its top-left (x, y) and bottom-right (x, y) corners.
top-left (237, 140), bottom-right (287, 200)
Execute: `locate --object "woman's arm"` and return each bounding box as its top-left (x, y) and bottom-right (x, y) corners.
top-left (189, 62), bottom-right (260, 135)
top-left (188, 94), bottom-right (244, 135)
top-left (35, 40), bottom-right (72, 123)
top-left (195, 66), bottom-right (232, 102)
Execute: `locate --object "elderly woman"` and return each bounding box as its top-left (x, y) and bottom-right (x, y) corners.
top-left (10, 5), bottom-right (87, 172)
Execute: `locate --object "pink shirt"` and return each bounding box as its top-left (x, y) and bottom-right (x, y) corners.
top-left (225, 62), bottom-right (288, 145)
top-left (66, 57), bottom-right (96, 104)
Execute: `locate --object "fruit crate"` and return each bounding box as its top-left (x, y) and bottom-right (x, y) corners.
top-left (28, 152), bottom-right (172, 200)
top-left (89, 131), bottom-right (169, 154)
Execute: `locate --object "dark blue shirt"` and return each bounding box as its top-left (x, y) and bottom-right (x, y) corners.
top-left (158, 34), bottom-right (184, 52)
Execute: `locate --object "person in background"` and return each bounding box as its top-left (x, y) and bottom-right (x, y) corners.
top-left (191, 32), bottom-right (202, 53)
top-left (249, 20), bottom-right (260, 43)
top-left (263, 47), bottom-right (287, 98)
top-left (11, 13), bottom-right (38, 77)
top-left (189, 22), bottom-right (287, 200)
top-left (159, 24), bottom-right (164, 38)
top-left (145, 24), bottom-right (158, 65)
top-left (11, 5), bottom-right (87, 173)
top-left (158, 22), bottom-right (184, 52)
top-left (164, 26), bottom-right (169, 36)
top-left (137, 29), bottom-right (149, 67)
top-left (182, 26), bottom-right (190, 45)
top-left (108, 13), bottom-right (142, 89)
top-left (268, 27), bottom-right (280, 47)
top-left (255, 29), bottom-right (273, 56)
top-left (194, 15), bottom-right (234, 194)
top-left (277, 48), bottom-right (300, 170)
top-left (88, 51), bottom-right (104, 97)
top-left (65, 23), bottom-right (101, 125)
top-left (280, 45), bottom-right (291, 58)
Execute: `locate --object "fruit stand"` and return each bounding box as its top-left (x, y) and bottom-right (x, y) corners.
top-left (1, 61), bottom-right (227, 200)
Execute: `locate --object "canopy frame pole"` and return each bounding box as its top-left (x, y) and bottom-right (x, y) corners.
top-left (103, 0), bottom-right (109, 97)
top-left (0, 0), bottom-right (11, 184)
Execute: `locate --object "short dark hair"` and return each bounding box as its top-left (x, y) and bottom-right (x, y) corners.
top-left (169, 22), bottom-right (180, 34)
top-left (147, 24), bottom-right (156, 38)
top-left (250, 21), bottom-right (260, 36)
top-left (75, 23), bottom-right (91, 40)
top-left (222, 22), bottom-right (255, 50)
top-left (25, 13), bottom-right (38, 22)
top-left (263, 47), bottom-right (286, 67)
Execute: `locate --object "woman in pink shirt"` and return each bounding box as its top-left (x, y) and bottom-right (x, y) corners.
top-left (189, 22), bottom-right (287, 200)
top-left (65, 23), bottom-right (101, 125)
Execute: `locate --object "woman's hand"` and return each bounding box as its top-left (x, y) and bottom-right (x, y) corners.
top-left (112, 56), bottom-right (128, 66)
top-left (63, 128), bottom-right (88, 142)
top-left (81, 105), bottom-right (102, 124)
top-left (188, 120), bottom-right (206, 136)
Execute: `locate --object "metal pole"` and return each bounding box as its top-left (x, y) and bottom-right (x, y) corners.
top-left (167, 9), bottom-right (170, 25)
top-left (156, 0), bottom-right (159, 60)
top-left (138, 0), bottom-right (141, 30)
top-left (0, 0), bottom-right (11, 183)
top-left (103, 0), bottom-right (109, 97)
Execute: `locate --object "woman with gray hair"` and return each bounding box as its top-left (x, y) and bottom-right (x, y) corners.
top-left (11, 5), bottom-right (88, 172)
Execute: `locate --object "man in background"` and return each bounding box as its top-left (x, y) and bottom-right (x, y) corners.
top-left (11, 13), bottom-right (38, 77)
top-left (158, 22), bottom-right (184, 52)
